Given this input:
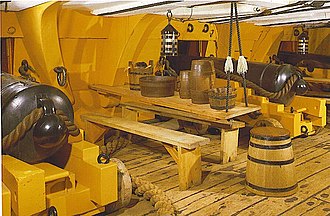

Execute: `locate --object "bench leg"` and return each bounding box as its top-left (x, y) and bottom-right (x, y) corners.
top-left (163, 145), bottom-right (202, 190)
top-left (178, 147), bottom-right (202, 190)
top-left (220, 128), bottom-right (239, 164)
top-left (85, 121), bottom-right (109, 145)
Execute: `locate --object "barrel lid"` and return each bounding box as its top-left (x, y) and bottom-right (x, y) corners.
top-left (250, 127), bottom-right (290, 141)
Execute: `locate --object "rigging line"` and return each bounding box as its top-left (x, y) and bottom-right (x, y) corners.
top-left (97, 1), bottom-right (180, 16)
top-left (197, 1), bottom-right (305, 20)
top-left (175, 1), bottom-right (306, 22)
top-left (211, 5), bottom-right (330, 24)
top-left (262, 18), bottom-right (330, 27)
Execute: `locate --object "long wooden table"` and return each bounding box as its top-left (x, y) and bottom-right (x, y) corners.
top-left (89, 84), bottom-right (261, 163)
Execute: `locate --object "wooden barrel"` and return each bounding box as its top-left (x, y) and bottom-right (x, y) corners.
top-left (179, 70), bottom-right (191, 99)
top-left (128, 61), bottom-right (153, 91)
top-left (208, 87), bottom-right (236, 110)
top-left (189, 60), bottom-right (215, 104)
top-left (246, 127), bottom-right (297, 197)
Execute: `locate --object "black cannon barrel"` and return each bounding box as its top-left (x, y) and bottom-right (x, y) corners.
top-left (211, 58), bottom-right (307, 104)
top-left (1, 73), bottom-right (74, 163)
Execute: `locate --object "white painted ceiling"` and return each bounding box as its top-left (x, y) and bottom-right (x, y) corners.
top-left (1, 0), bottom-right (329, 26)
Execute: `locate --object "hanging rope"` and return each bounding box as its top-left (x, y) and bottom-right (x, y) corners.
top-left (234, 2), bottom-right (249, 107)
top-left (224, 2), bottom-right (234, 112)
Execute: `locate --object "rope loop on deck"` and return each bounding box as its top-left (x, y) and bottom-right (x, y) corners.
top-left (132, 176), bottom-right (176, 215)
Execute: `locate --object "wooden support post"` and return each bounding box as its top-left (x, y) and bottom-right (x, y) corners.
top-left (220, 128), bottom-right (239, 164)
top-left (122, 106), bottom-right (139, 121)
top-left (85, 121), bottom-right (108, 145)
top-left (177, 146), bottom-right (202, 190)
top-left (163, 144), bottom-right (178, 163)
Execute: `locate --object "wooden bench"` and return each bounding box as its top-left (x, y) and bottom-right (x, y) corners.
top-left (120, 101), bottom-right (245, 163)
top-left (81, 114), bottom-right (210, 190)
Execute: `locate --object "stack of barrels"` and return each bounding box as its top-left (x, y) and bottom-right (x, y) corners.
top-left (179, 60), bottom-right (215, 104)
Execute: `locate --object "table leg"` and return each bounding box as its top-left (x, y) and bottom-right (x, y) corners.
top-left (220, 128), bottom-right (239, 164)
top-left (122, 106), bottom-right (138, 121)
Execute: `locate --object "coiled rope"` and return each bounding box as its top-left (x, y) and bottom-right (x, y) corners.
top-left (132, 176), bottom-right (176, 215)
top-left (2, 108), bottom-right (80, 151)
top-left (100, 131), bottom-right (132, 156)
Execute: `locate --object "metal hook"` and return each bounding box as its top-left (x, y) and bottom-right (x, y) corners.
top-left (166, 10), bottom-right (173, 23)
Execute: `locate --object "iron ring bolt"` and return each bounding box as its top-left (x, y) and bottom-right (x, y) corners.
top-left (301, 126), bottom-right (308, 135)
top-left (53, 66), bottom-right (67, 87)
top-left (48, 206), bottom-right (58, 216)
top-left (97, 153), bottom-right (110, 164)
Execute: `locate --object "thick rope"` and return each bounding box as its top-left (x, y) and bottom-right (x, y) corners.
top-left (56, 110), bottom-right (80, 136)
top-left (132, 176), bottom-right (176, 215)
top-left (100, 132), bottom-right (132, 156)
top-left (234, 2), bottom-right (248, 107)
top-left (2, 108), bottom-right (44, 151)
top-left (225, 2), bottom-right (235, 112)
top-left (215, 68), bottom-right (298, 100)
top-left (2, 108), bottom-right (79, 152)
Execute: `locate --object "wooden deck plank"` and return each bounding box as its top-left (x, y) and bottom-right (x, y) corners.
top-left (314, 186), bottom-right (330, 203)
top-left (232, 153), bottom-right (330, 216)
top-left (186, 144), bottom-right (330, 216)
top-left (106, 127), bottom-right (330, 216)
top-left (193, 166), bottom-right (330, 216)
top-left (281, 196), bottom-right (330, 215)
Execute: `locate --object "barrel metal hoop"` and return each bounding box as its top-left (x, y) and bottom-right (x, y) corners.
top-left (249, 141), bottom-right (292, 150)
top-left (129, 72), bottom-right (152, 75)
top-left (251, 134), bottom-right (290, 141)
top-left (246, 181), bottom-right (298, 193)
top-left (247, 155), bottom-right (294, 165)
top-left (210, 94), bottom-right (236, 100)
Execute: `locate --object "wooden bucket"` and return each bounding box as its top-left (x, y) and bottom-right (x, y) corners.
top-left (246, 127), bottom-right (297, 197)
top-left (128, 61), bottom-right (153, 91)
top-left (139, 76), bottom-right (176, 97)
top-left (189, 60), bottom-right (215, 104)
top-left (208, 87), bottom-right (236, 110)
top-left (179, 70), bottom-right (190, 99)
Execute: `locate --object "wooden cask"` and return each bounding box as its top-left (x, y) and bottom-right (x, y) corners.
top-left (189, 60), bottom-right (215, 104)
top-left (246, 127), bottom-right (297, 197)
top-left (179, 70), bottom-right (191, 99)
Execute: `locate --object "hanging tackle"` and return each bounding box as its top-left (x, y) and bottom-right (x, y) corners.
top-left (224, 2), bottom-right (234, 112)
top-left (234, 2), bottom-right (249, 107)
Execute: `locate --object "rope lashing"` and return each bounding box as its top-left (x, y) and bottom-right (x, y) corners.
top-left (215, 67), bottom-right (299, 100)
top-left (2, 108), bottom-right (80, 152)
top-left (224, 2), bottom-right (235, 112)
top-left (2, 108), bottom-right (44, 151)
top-left (56, 110), bottom-right (80, 136)
top-left (234, 2), bottom-right (249, 107)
